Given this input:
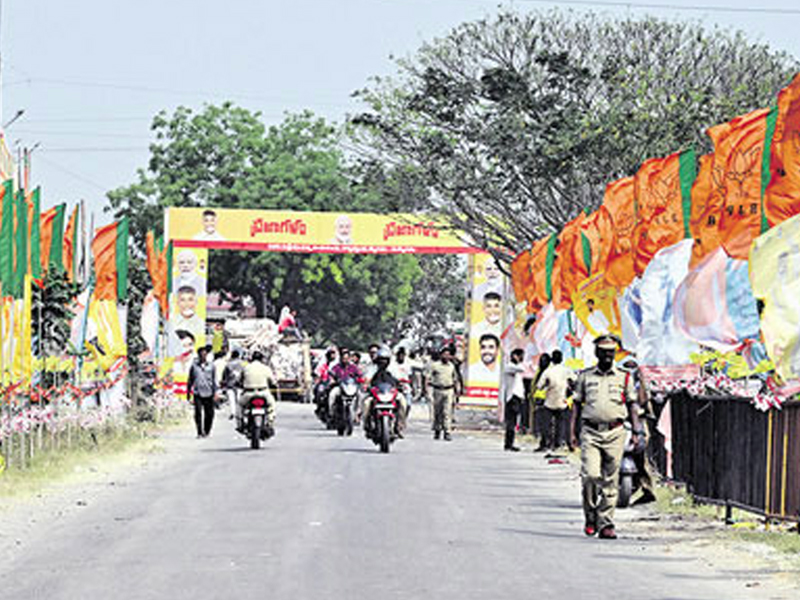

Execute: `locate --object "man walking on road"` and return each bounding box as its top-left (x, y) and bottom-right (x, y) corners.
top-left (188, 345), bottom-right (216, 438)
top-left (428, 344), bottom-right (461, 441)
top-left (570, 335), bottom-right (641, 539)
top-left (503, 348), bottom-right (526, 451)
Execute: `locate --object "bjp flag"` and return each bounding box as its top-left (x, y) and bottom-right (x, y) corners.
top-left (580, 206), bottom-right (614, 276)
top-left (632, 149), bottom-right (695, 276)
top-left (91, 218), bottom-right (130, 302)
top-left (603, 177), bottom-right (636, 288)
top-left (527, 235), bottom-right (555, 312)
top-left (510, 248), bottom-right (533, 307)
top-left (64, 205), bottom-right (80, 282)
top-left (689, 154), bottom-right (725, 269)
top-left (708, 107), bottom-right (777, 260)
top-left (552, 213), bottom-right (588, 310)
top-left (765, 74), bottom-right (800, 228)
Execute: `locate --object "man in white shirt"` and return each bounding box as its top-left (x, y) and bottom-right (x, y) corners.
top-left (503, 348), bottom-right (525, 451)
top-left (536, 349), bottom-right (575, 451)
top-left (193, 209), bottom-right (226, 242)
top-left (469, 333), bottom-right (501, 383)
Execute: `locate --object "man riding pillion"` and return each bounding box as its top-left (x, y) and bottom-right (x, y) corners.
top-left (570, 334), bottom-right (641, 540)
top-left (327, 348), bottom-right (362, 420)
top-left (363, 346), bottom-right (407, 437)
top-left (237, 350), bottom-right (276, 434)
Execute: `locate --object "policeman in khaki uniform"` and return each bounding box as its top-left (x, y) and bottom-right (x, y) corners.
top-left (427, 344), bottom-right (461, 441)
top-left (570, 334), bottom-right (641, 539)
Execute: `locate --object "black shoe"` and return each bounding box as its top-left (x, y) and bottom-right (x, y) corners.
top-left (443, 433), bottom-right (452, 441)
top-left (534, 445), bottom-right (547, 453)
top-left (396, 430), bottom-right (404, 439)
top-left (434, 431), bottom-right (441, 440)
top-left (504, 446), bottom-right (520, 452)
top-left (598, 526), bottom-right (617, 539)
top-left (631, 490), bottom-right (657, 506)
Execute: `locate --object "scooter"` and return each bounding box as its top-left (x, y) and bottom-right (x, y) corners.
top-left (365, 381), bottom-right (400, 453)
top-left (314, 380), bottom-right (332, 427)
top-left (242, 393), bottom-right (274, 450)
top-left (333, 377), bottom-right (358, 437)
top-left (618, 423), bottom-right (645, 507)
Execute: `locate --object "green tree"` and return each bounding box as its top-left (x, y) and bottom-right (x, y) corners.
top-left (107, 105), bottom-right (429, 348)
top-left (351, 9), bottom-right (798, 257)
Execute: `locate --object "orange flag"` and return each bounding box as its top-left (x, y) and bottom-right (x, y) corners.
top-left (689, 154), bottom-right (725, 269)
top-left (552, 213), bottom-right (588, 310)
top-left (632, 149), bottom-right (695, 276)
top-left (40, 207), bottom-right (58, 274)
top-left (92, 222), bottom-right (120, 301)
top-left (146, 231), bottom-right (169, 316)
top-left (708, 107), bottom-right (777, 260)
top-left (580, 206), bottom-right (614, 276)
top-left (603, 177), bottom-right (636, 288)
top-left (510, 248), bottom-right (533, 307)
top-left (64, 205), bottom-right (79, 282)
top-left (527, 235), bottom-right (555, 312)
top-left (765, 74), bottom-right (800, 228)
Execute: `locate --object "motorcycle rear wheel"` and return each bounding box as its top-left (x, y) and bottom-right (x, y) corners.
top-left (618, 474), bottom-right (632, 507)
top-left (250, 419), bottom-right (261, 450)
top-left (379, 415), bottom-right (391, 453)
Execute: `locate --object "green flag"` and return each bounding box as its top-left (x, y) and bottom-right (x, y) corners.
top-left (49, 204), bottom-right (66, 272)
top-left (14, 189), bottom-right (28, 298)
top-left (0, 180), bottom-right (13, 294)
top-left (115, 217), bottom-right (130, 301)
top-left (30, 188), bottom-right (42, 281)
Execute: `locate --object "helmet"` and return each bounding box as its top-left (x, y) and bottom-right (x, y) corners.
top-left (376, 346), bottom-right (392, 360)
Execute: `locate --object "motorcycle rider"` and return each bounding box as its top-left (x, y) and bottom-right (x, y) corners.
top-left (363, 346), bottom-right (407, 437)
top-left (314, 347), bottom-right (338, 416)
top-left (237, 350), bottom-right (276, 433)
top-left (327, 348), bottom-right (362, 419)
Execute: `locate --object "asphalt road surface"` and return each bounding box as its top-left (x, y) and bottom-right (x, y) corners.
top-left (0, 403), bottom-right (794, 599)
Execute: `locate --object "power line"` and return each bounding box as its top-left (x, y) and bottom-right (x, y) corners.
top-left (15, 129), bottom-right (154, 139)
top-left (474, 0), bottom-right (800, 15)
top-left (2, 76), bottom-right (358, 109)
top-left (34, 154), bottom-right (111, 192)
top-left (38, 146), bottom-right (149, 153)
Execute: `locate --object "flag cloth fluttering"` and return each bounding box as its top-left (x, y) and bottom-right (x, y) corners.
top-left (64, 205), bottom-right (80, 282)
top-left (707, 107), bottom-right (777, 260)
top-left (602, 177), bottom-right (637, 289)
top-left (91, 218), bottom-right (130, 302)
top-left (765, 74), bottom-right (800, 228)
top-left (632, 149), bottom-right (695, 276)
top-left (146, 231), bottom-right (169, 316)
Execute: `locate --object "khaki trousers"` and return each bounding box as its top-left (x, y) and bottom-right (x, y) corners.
top-left (580, 425), bottom-right (625, 530)
top-left (432, 388), bottom-right (455, 433)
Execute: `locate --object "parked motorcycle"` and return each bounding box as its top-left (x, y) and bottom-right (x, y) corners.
top-left (618, 423), bottom-right (645, 507)
top-left (333, 377), bottom-right (358, 437)
top-left (242, 393), bottom-right (274, 450)
top-left (365, 381), bottom-right (400, 453)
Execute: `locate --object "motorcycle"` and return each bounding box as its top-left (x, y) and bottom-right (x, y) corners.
top-left (314, 380), bottom-right (333, 427)
top-left (617, 423), bottom-right (645, 507)
top-left (365, 381), bottom-right (400, 453)
top-left (242, 393), bottom-right (274, 450)
top-left (333, 377), bottom-right (358, 437)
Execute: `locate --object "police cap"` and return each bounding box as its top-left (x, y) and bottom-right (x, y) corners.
top-left (593, 334), bottom-right (621, 350)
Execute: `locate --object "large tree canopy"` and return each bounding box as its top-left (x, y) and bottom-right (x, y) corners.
top-left (351, 9), bottom-right (799, 257)
top-left (108, 105), bottom-right (463, 349)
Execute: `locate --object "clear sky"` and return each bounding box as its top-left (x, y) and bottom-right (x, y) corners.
top-left (1, 0), bottom-right (799, 224)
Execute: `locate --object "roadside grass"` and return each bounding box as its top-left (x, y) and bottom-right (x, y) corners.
top-left (0, 416), bottom-right (185, 501)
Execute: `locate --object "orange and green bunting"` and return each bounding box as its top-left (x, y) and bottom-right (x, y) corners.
top-left (28, 188), bottom-right (42, 282)
top-left (689, 154), bottom-right (725, 269)
top-left (13, 189), bottom-right (28, 298)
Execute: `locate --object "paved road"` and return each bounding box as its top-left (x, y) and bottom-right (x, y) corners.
top-left (0, 403), bottom-right (793, 599)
